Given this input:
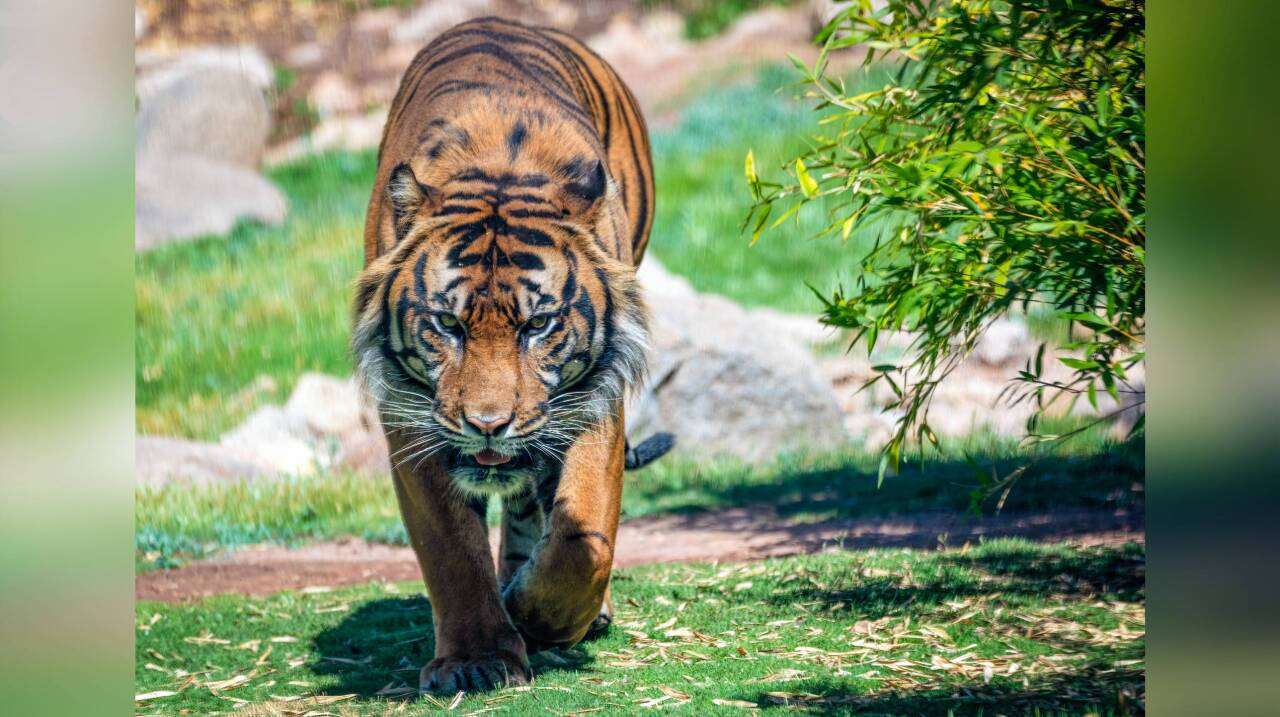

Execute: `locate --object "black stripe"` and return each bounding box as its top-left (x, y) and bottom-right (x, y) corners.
top-left (564, 531), bottom-right (610, 547)
top-left (417, 42), bottom-right (595, 135)
top-left (509, 252), bottom-right (545, 270)
top-left (507, 120), bottom-right (527, 162)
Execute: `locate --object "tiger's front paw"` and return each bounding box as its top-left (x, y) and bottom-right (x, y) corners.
top-left (419, 649), bottom-right (530, 694)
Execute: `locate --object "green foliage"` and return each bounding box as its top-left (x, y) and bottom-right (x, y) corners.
top-left (746, 0), bottom-right (1146, 470)
top-left (135, 543), bottom-right (1144, 715)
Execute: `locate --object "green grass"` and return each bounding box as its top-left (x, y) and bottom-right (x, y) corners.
top-left (134, 541), bottom-right (1145, 716)
top-left (136, 430), bottom-right (1142, 571)
top-left (136, 66), bottom-right (878, 440)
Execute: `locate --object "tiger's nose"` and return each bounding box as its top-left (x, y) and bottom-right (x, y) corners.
top-left (465, 413), bottom-right (512, 436)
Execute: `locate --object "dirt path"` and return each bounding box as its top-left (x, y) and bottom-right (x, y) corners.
top-left (137, 505), bottom-right (1143, 602)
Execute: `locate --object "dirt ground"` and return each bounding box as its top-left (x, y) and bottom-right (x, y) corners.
top-left (137, 505), bottom-right (1144, 602)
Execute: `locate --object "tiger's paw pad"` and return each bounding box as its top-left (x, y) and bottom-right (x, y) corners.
top-left (419, 652), bottom-right (530, 694)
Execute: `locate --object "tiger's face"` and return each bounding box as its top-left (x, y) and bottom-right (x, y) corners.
top-left (354, 157), bottom-right (647, 497)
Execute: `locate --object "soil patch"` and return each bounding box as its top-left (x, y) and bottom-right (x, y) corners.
top-left (137, 505), bottom-right (1143, 602)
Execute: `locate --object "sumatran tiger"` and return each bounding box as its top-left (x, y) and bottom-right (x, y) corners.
top-left (351, 17), bottom-right (674, 694)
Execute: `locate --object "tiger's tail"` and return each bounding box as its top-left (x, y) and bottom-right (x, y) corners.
top-left (624, 432), bottom-right (676, 470)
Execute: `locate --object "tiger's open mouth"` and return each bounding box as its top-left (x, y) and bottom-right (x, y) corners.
top-left (452, 448), bottom-right (537, 473)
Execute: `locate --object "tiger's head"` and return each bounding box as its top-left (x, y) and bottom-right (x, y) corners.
top-left (353, 133), bottom-right (647, 497)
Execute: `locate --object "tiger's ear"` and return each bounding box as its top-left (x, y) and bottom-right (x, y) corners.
top-left (558, 158), bottom-right (609, 219)
top-left (387, 162), bottom-right (440, 243)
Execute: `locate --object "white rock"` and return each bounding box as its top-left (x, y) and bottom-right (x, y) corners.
top-left (392, 0), bottom-right (491, 44)
top-left (264, 109), bottom-right (389, 165)
top-left (136, 436), bottom-right (273, 489)
top-left (285, 374), bottom-right (367, 437)
top-left (628, 257), bottom-right (847, 463)
top-left (972, 318), bottom-right (1034, 367)
top-left (284, 42), bottom-right (327, 69)
top-left (136, 65), bottom-right (272, 169)
top-left (135, 153), bottom-right (287, 250)
top-left (136, 45), bottom-right (275, 105)
top-left (219, 406), bottom-right (324, 476)
top-left (308, 71), bottom-right (363, 118)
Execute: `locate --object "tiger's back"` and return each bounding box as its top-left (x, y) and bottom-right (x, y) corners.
top-left (364, 16), bottom-right (654, 267)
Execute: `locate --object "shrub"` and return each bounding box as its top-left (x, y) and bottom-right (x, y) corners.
top-left (745, 0), bottom-right (1145, 477)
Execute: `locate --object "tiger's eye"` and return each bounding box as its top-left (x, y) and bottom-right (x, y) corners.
top-left (528, 315), bottom-right (548, 330)
top-left (438, 313), bottom-right (459, 329)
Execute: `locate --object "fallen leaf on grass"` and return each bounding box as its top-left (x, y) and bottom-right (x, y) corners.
top-left (747, 668), bottom-right (807, 684)
top-left (134, 690), bottom-right (178, 702)
top-left (375, 684), bottom-right (418, 699)
top-left (320, 656), bottom-right (372, 666)
top-left (184, 630), bottom-right (230, 646)
top-left (313, 603), bottom-right (349, 614)
top-left (205, 674), bottom-right (251, 691)
top-left (712, 698), bottom-right (758, 708)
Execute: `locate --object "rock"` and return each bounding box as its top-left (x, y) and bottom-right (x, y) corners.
top-left (628, 258), bottom-right (847, 463)
top-left (809, 0), bottom-right (888, 33)
top-left (136, 45), bottom-right (275, 109)
top-left (588, 14), bottom-right (688, 68)
top-left (219, 406), bottom-right (324, 476)
top-left (286, 374), bottom-right (368, 437)
top-left (281, 373), bottom-right (388, 474)
top-left (135, 153), bottom-right (287, 250)
top-left (392, 0), bottom-right (491, 44)
top-left (308, 71), bottom-right (362, 118)
top-left (284, 41), bottom-right (327, 69)
top-left (972, 318), bottom-right (1034, 367)
top-left (136, 436), bottom-right (275, 489)
top-left (137, 373), bottom-right (390, 488)
top-left (136, 66), bottom-right (271, 169)
top-left (353, 7), bottom-right (403, 34)
top-left (264, 109), bottom-right (389, 165)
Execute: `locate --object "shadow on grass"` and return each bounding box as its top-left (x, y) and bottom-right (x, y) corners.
top-left (734, 667), bottom-right (1144, 716)
top-left (311, 596), bottom-right (597, 698)
top-left (762, 542), bottom-right (1145, 621)
top-left (625, 438), bottom-right (1145, 524)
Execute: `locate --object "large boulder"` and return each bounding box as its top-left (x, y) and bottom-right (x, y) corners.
top-left (136, 436), bottom-right (275, 489)
top-left (135, 46), bottom-right (286, 250)
top-left (134, 153), bottom-right (287, 250)
top-left (138, 374), bottom-right (389, 488)
top-left (627, 258), bottom-right (846, 463)
top-left (218, 406), bottom-right (324, 476)
top-left (136, 65), bottom-right (272, 169)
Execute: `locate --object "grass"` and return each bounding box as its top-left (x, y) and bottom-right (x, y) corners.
top-left (136, 66), bottom-right (879, 440)
top-left (136, 430), bottom-right (1142, 571)
top-left (134, 540), bottom-right (1145, 716)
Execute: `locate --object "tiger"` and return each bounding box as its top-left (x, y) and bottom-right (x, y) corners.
top-left (351, 16), bottom-right (673, 694)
